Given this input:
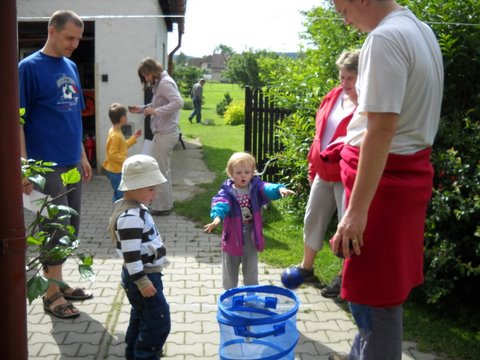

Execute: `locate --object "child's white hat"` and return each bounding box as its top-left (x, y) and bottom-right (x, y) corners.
top-left (118, 154), bottom-right (166, 191)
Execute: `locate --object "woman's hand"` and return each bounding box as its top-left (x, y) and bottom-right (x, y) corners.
top-left (143, 107), bottom-right (156, 116)
top-left (134, 129), bottom-right (142, 138)
top-left (128, 105), bottom-right (143, 114)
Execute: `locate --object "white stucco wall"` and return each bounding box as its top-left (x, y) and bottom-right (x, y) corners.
top-left (17, 0), bottom-right (169, 171)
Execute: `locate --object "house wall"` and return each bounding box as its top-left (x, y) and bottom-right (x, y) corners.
top-left (17, 0), bottom-right (169, 171)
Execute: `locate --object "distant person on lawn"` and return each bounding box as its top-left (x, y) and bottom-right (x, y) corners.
top-left (188, 78), bottom-right (205, 124)
top-left (103, 103), bottom-right (142, 202)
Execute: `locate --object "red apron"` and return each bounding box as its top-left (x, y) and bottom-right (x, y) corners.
top-left (340, 145), bottom-right (433, 307)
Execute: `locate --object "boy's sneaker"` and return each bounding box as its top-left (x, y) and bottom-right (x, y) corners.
top-left (292, 265), bottom-right (316, 283)
top-left (321, 275), bottom-right (341, 298)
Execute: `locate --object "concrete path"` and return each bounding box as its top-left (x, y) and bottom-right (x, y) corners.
top-left (25, 138), bottom-right (441, 359)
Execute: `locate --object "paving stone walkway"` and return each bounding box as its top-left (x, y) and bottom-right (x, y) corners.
top-left (25, 139), bottom-right (441, 359)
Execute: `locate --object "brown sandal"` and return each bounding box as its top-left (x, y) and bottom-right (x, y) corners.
top-left (43, 292), bottom-right (80, 319)
top-left (60, 285), bottom-right (93, 301)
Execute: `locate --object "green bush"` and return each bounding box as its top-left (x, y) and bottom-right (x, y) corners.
top-left (216, 92), bottom-right (233, 116)
top-left (183, 99), bottom-right (193, 110)
top-left (224, 102), bottom-right (245, 125)
top-left (420, 114), bottom-right (480, 305)
top-left (172, 64), bottom-right (204, 98)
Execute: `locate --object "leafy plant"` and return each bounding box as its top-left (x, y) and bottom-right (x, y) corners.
top-left (172, 64), bottom-right (205, 98)
top-left (20, 109), bottom-right (94, 304)
top-left (224, 101), bottom-right (245, 126)
top-left (223, 50), bottom-right (279, 88)
top-left (216, 92), bottom-right (233, 116)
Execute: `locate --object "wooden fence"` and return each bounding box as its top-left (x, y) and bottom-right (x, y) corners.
top-left (244, 87), bottom-right (291, 181)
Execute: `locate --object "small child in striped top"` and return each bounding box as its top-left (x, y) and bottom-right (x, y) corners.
top-left (108, 154), bottom-right (170, 360)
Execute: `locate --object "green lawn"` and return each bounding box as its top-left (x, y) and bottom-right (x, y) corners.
top-left (174, 82), bottom-right (479, 360)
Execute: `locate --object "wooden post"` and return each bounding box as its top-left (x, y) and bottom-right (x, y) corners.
top-left (244, 86), bottom-right (252, 152)
top-left (0, 1), bottom-right (29, 359)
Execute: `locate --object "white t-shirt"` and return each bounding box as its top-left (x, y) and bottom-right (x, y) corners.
top-left (344, 8), bottom-right (444, 154)
top-left (321, 91), bottom-right (356, 151)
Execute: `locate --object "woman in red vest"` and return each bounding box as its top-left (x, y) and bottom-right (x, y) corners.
top-left (293, 50), bottom-right (360, 297)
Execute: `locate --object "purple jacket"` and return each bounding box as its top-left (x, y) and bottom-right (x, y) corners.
top-left (210, 176), bottom-right (284, 256)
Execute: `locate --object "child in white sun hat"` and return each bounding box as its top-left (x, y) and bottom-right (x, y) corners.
top-left (108, 154), bottom-right (170, 360)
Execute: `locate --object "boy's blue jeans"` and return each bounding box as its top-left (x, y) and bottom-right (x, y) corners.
top-left (104, 169), bottom-right (123, 202)
top-left (121, 267), bottom-right (171, 360)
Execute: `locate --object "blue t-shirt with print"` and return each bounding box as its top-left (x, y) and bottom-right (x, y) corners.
top-left (19, 51), bottom-right (85, 166)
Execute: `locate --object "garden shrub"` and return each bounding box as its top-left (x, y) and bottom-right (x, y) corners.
top-left (224, 102), bottom-right (245, 125)
top-left (183, 99), bottom-right (193, 110)
top-left (216, 92), bottom-right (233, 116)
top-left (420, 114), bottom-right (480, 305)
top-left (172, 64), bottom-right (204, 98)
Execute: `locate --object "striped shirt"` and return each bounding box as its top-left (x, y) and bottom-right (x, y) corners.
top-left (115, 204), bottom-right (168, 281)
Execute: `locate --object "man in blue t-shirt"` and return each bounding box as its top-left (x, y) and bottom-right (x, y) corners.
top-left (19, 10), bottom-right (92, 319)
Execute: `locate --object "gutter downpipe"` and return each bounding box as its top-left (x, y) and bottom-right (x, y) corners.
top-left (168, 28), bottom-right (182, 75)
top-left (0, 0), bottom-right (29, 359)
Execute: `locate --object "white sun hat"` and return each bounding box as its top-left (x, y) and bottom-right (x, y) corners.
top-left (118, 154), bottom-right (166, 191)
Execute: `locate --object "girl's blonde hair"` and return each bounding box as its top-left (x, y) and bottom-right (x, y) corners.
top-left (226, 152), bottom-right (257, 178)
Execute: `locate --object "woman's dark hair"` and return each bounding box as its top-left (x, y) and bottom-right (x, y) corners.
top-left (137, 57), bottom-right (163, 86)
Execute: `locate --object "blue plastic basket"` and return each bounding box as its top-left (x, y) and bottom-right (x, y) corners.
top-left (217, 285), bottom-right (300, 360)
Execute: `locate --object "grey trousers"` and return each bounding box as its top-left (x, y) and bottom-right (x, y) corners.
top-left (222, 229), bottom-right (258, 290)
top-left (41, 165), bottom-right (82, 265)
top-left (304, 175), bottom-right (344, 251)
top-left (150, 131), bottom-right (179, 211)
top-left (349, 303), bottom-right (403, 360)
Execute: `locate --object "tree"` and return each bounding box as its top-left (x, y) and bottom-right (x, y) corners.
top-left (172, 64), bottom-right (204, 98)
top-left (214, 44), bottom-right (235, 62)
top-left (174, 52), bottom-right (189, 66)
top-left (224, 50), bottom-right (279, 88)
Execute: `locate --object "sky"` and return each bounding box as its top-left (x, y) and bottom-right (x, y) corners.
top-left (168, 0), bottom-right (325, 57)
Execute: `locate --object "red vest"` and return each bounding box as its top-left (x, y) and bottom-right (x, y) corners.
top-left (307, 86), bottom-right (354, 182)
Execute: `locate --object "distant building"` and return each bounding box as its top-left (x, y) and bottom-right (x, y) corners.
top-left (188, 53), bottom-right (227, 82)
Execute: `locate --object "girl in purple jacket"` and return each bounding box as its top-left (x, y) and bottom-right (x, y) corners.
top-left (204, 152), bottom-right (294, 289)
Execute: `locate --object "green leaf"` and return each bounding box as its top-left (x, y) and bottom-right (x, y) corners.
top-left (28, 174), bottom-right (46, 190)
top-left (26, 236), bottom-right (43, 246)
top-left (78, 265), bottom-right (95, 281)
top-left (61, 168), bottom-right (81, 186)
top-left (58, 235), bottom-right (72, 246)
top-left (19, 108), bottom-right (26, 125)
top-left (78, 252), bottom-right (94, 266)
top-left (47, 204), bottom-right (60, 218)
top-left (56, 205), bottom-right (79, 216)
top-left (26, 275), bottom-right (49, 304)
top-left (66, 225), bottom-right (76, 236)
